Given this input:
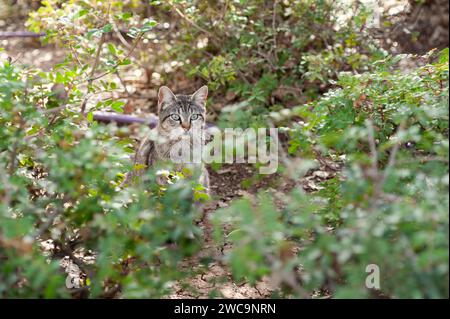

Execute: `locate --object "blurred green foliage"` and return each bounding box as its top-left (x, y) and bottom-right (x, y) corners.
top-left (0, 60), bottom-right (204, 297)
top-left (213, 49), bottom-right (449, 298)
top-left (0, 0), bottom-right (448, 298)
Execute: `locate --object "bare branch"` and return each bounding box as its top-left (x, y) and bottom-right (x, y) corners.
top-left (380, 122), bottom-right (406, 188)
top-left (115, 70), bottom-right (131, 97)
top-left (366, 119), bottom-right (379, 177)
top-left (173, 6), bottom-right (213, 38)
top-left (86, 32), bottom-right (144, 83)
top-left (88, 33), bottom-right (106, 85)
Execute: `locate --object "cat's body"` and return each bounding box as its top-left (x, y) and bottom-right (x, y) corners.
top-left (125, 86), bottom-right (209, 192)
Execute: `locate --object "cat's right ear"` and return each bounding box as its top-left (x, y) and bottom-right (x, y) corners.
top-left (158, 86), bottom-right (176, 113)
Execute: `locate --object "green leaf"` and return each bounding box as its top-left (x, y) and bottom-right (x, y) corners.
top-left (86, 111), bottom-right (94, 122)
top-left (107, 43), bottom-right (117, 56)
top-left (86, 28), bottom-right (99, 39)
top-left (110, 100), bottom-right (125, 113)
top-left (73, 9), bottom-right (88, 20)
top-left (438, 48), bottom-right (449, 64)
top-left (102, 23), bottom-right (113, 33)
top-left (141, 19), bottom-right (158, 32)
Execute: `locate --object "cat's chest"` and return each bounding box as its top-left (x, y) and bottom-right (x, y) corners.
top-left (154, 135), bottom-right (203, 161)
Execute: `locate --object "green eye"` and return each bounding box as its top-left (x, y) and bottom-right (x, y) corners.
top-left (170, 114), bottom-right (180, 121)
top-left (191, 114), bottom-right (200, 121)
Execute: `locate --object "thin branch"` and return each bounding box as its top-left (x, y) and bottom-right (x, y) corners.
top-left (366, 119), bottom-right (379, 177)
top-left (68, 44), bottom-right (83, 68)
top-left (8, 115), bottom-right (25, 175)
top-left (43, 104), bottom-right (67, 115)
top-left (86, 32), bottom-right (144, 83)
top-left (80, 95), bottom-right (90, 114)
top-left (85, 1), bottom-right (111, 88)
top-left (88, 33), bottom-right (106, 85)
top-left (112, 20), bottom-right (132, 49)
top-left (366, 119), bottom-right (384, 209)
top-left (173, 6), bottom-right (213, 38)
top-left (271, 0), bottom-right (278, 54)
top-left (10, 53), bottom-right (24, 65)
top-left (219, 0), bottom-right (229, 23)
top-left (256, 51), bottom-right (278, 71)
top-left (380, 122), bottom-right (406, 188)
top-left (115, 70), bottom-right (130, 97)
top-left (8, 140), bottom-right (19, 175)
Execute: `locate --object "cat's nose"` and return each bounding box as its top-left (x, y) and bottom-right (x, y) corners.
top-left (181, 122), bottom-right (191, 131)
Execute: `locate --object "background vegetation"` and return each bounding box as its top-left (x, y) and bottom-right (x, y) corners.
top-left (0, 0), bottom-right (448, 298)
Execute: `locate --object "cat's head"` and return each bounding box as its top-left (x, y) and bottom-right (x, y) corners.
top-left (157, 86), bottom-right (208, 140)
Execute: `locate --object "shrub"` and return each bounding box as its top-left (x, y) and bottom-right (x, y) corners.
top-left (212, 49), bottom-right (449, 298)
top-left (0, 0), bottom-right (448, 299)
top-left (0, 53), bottom-right (203, 299)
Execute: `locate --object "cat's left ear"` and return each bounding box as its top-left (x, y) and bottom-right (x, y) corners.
top-left (191, 86), bottom-right (208, 107)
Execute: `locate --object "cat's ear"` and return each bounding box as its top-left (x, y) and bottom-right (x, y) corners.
top-left (158, 86), bottom-right (176, 112)
top-left (191, 86), bottom-right (208, 107)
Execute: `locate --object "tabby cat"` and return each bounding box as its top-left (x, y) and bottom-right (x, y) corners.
top-left (124, 86), bottom-right (209, 193)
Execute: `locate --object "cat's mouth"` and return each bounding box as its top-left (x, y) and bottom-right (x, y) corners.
top-left (169, 127), bottom-right (204, 142)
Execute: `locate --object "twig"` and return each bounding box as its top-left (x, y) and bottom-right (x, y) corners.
top-left (366, 119), bottom-right (379, 178)
top-left (173, 6), bottom-right (213, 38)
top-left (24, 130), bottom-right (44, 142)
top-left (88, 33), bottom-right (106, 85)
top-left (256, 51), bottom-right (278, 71)
top-left (43, 105), bottom-right (67, 115)
top-left (379, 122), bottom-right (405, 189)
top-left (8, 115), bottom-right (25, 175)
top-left (219, 0), bottom-right (229, 23)
top-left (10, 53), bottom-right (24, 65)
top-left (8, 140), bottom-right (19, 175)
top-left (84, 1), bottom-right (111, 89)
top-left (68, 44), bottom-right (83, 68)
top-left (86, 32), bottom-right (144, 83)
top-left (272, 0), bottom-right (278, 52)
top-left (80, 95), bottom-right (90, 114)
top-left (115, 70), bottom-right (131, 97)
top-left (265, 253), bottom-right (308, 298)
top-left (366, 119), bottom-right (383, 208)
top-left (236, 69), bottom-right (254, 84)
top-left (112, 20), bottom-right (132, 49)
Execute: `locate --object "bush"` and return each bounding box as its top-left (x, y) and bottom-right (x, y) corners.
top-left (0, 0), bottom-right (448, 299)
top-left (0, 55), bottom-right (203, 298)
top-left (212, 49), bottom-right (449, 298)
